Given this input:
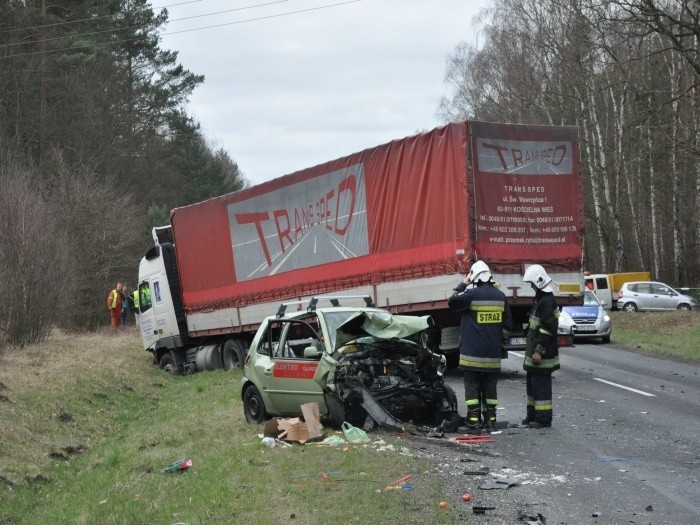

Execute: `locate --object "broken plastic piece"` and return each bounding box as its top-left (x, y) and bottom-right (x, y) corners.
top-left (479, 475), bottom-right (520, 490)
top-left (162, 458), bottom-right (192, 473)
top-left (473, 506), bottom-right (496, 514)
top-left (449, 434), bottom-right (496, 444)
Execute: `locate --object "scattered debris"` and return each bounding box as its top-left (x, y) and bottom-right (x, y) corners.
top-left (518, 509), bottom-right (547, 524)
top-left (318, 435), bottom-right (346, 446)
top-left (162, 458), bottom-right (192, 473)
top-left (58, 411), bottom-right (74, 422)
top-left (479, 475), bottom-right (520, 490)
top-left (263, 403), bottom-right (323, 444)
top-left (645, 505), bottom-right (653, 512)
top-left (449, 434), bottom-right (496, 445)
top-left (342, 422), bottom-right (370, 444)
top-left (473, 505), bottom-right (496, 514)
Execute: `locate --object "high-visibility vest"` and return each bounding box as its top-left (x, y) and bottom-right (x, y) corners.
top-left (110, 290), bottom-right (119, 309)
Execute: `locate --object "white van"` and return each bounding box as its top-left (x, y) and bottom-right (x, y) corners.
top-left (583, 274), bottom-right (613, 310)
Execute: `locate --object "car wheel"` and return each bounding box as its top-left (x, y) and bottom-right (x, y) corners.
top-left (158, 352), bottom-right (179, 374)
top-left (222, 339), bottom-right (247, 370)
top-left (324, 393), bottom-right (346, 428)
top-left (677, 303), bottom-right (691, 311)
top-left (622, 302), bottom-right (637, 312)
top-left (601, 335), bottom-right (610, 344)
top-left (243, 385), bottom-right (268, 424)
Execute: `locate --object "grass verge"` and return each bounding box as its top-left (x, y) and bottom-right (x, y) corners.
top-left (608, 310), bottom-right (700, 362)
top-left (0, 329), bottom-right (460, 525)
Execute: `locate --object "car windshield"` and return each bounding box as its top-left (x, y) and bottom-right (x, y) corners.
top-left (583, 291), bottom-right (601, 306)
top-left (320, 311), bottom-right (363, 349)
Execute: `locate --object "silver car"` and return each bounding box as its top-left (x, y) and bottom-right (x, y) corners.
top-left (617, 281), bottom-right (698, 312)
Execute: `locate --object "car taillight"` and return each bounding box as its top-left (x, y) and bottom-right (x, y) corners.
top-left (618, 290), bottom-right (623, 298)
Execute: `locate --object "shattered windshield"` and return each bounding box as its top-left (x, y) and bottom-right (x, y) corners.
top-left (321, 311), bottom-right (361, 350)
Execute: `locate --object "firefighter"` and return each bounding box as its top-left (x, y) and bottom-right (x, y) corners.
top-left (522, 264), bottom-right (560, 428)
top-left (448, 260), bottom-right (512, 432)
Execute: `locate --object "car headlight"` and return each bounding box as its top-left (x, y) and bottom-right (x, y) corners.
top-left (603, 314), bottom-right (611, 322)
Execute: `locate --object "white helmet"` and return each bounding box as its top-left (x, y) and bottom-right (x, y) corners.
top-left (523, 264), bottom-right (554, 292)
top-left (467, 260), bottom-right (493, 284)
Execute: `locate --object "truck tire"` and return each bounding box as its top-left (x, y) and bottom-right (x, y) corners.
top-left (222, 339), bottom-right (247, 371)
top-left (243, 385), bottom-right (268, 424)
top-left (159, 352), bottom-right (178, 374)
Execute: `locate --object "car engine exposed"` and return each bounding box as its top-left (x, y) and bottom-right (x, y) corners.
top-left (332, 337), bottom-right (456, 426)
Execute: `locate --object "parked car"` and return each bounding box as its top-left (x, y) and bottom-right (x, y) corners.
top-left (617, 281), bottom-right (698, 312)
top-left (559, 290), bottom-right (612, 343)
top-left (241, 297), bottom-right (459, 430)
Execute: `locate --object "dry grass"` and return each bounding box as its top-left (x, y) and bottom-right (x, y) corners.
top-left (0, 329), bottom-right (457, 525)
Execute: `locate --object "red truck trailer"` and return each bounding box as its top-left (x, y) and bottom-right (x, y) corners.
top-left (137, 120), bottom-right (584, 373)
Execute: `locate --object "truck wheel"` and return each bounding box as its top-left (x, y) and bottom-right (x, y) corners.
top-left (324, 393), bottom-right (346, 428)
top-left (223, 339), bottom-right (247, 371)
top-left (159, 352), bottom-right (178, 374)
top-left (243, 385), bottom-right (268, 424)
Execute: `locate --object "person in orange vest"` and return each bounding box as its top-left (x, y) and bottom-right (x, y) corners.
top-left (107, 282), bottom-right (125, 331)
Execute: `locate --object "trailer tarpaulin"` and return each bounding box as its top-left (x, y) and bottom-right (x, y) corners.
top-left (171, 121), bottom-right (583, 313)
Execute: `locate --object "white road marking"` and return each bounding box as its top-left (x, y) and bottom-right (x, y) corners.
top-left (593, 378), bottom-right (656, 397)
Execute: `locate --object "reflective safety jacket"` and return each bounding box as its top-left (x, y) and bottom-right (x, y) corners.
top-left (523, 291), bottom-right (560, 374)
top-left (108, 289), bottom-right (122, 310)
top-left (448, 282), bottom-right (513, 372)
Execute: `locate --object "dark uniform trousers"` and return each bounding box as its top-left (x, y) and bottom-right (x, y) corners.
top-left (526, 372), bottom-right (553, 424)
top-left (464, 370), bottom-right (498, 424)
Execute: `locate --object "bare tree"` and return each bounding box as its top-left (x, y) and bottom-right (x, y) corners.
top-left (0, 154), bottom-right (71, 345)
top-left (439, 0), bottom-right (700, 285)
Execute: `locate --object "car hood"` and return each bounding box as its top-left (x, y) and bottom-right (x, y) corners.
top-left (334, 311), bottom-right (431, 350)
top-left (562, 306), bottom-right (600, 320)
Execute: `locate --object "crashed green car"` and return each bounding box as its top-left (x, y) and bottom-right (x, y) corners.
top-left (241, 297), bottom-right (458, 430)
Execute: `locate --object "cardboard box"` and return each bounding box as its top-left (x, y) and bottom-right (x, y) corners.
top-left (262, 402), bottom-right (323, 444)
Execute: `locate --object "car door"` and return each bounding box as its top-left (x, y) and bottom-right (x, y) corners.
top-left (651, 283), bottom-right (677, 311)
top-left (255, 317), bottom-right (325, 415)
top-left (631, 282), bottom-right (653, 310)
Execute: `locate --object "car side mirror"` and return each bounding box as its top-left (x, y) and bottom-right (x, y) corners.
top-left (303, 346), bottom-right (322, 359)
top-left (600, 299), bottom-right (607, 306)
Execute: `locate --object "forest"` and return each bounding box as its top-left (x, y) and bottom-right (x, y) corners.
top-left (0, 0), bottom-right (698, 344)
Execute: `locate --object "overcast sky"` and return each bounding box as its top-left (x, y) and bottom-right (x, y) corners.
top-left (158, 0), bottom-right (488, 186)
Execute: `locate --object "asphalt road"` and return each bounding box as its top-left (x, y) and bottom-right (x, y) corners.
top-left (442, 343), bottom-right (700, 524)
